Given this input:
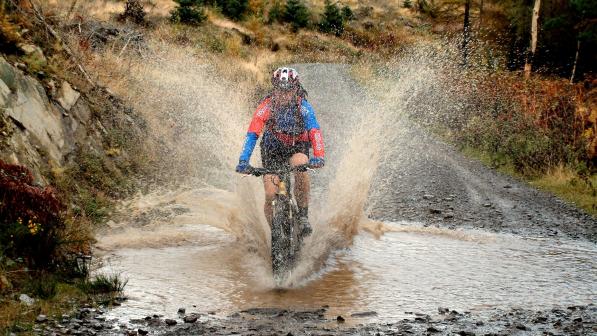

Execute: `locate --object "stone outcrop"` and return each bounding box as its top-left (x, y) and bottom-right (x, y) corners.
top-left (0, 55), bottom-right (132, 184)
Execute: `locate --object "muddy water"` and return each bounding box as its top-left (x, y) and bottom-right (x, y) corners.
top-left (100, 221), bottom-right (596, 321)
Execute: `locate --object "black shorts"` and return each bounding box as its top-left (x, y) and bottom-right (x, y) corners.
top-left (261, 138), bottom-right (309, 170)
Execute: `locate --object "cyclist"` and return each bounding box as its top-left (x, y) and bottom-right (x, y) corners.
top-left (235, 67), bottom-right (325, 236)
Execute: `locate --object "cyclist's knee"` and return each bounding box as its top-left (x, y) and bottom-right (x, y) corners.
top-left (290, 153), bottom-right (308, 166)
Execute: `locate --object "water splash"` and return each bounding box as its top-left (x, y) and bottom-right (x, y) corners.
top-left (96, 40), bottom-right (474, 287)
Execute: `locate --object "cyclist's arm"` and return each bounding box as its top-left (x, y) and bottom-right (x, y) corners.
top-left (302, 100), bottom-right (325, 158)
top-left (239, 98), bottom-right (271, 162)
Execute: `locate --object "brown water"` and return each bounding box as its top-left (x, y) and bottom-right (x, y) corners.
top-left (99, 217), bottom-right (596, 322)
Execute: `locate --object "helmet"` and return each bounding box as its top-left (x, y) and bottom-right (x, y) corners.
top-left (272, 67), bottom-right (299, 90)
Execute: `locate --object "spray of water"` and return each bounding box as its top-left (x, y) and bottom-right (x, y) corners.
top-left (96, 40), bottom-right (465, 287)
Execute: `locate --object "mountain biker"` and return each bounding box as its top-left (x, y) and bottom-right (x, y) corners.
top-left (235, 67), bottom-right (325, 236)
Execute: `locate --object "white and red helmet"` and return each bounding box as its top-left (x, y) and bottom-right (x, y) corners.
top-left (272, 67), bottom-right (299, 90)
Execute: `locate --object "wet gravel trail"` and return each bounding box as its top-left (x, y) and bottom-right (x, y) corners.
top-left (374, 125), bottom-right (597, 242)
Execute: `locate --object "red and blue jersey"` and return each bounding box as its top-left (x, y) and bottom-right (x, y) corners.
top-left (239, 97), bottom-right (325, 162)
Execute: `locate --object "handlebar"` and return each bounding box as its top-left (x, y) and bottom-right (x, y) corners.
top-left (244, 164), bottom-right (314, 177)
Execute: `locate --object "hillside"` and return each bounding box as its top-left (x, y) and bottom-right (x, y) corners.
top-left (0, 0), bottom-right (596, 332)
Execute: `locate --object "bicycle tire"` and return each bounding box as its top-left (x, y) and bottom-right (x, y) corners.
top-left (271, 195), bottom-right (291, 280)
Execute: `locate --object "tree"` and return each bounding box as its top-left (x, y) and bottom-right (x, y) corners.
top-left (319, 0), bottom-right (344, 36)
top-left (569, 0), bottom-right (597, 82)
top-left (524, 0), bottom-right (541, 78)
top-left (170, 0), bottom-right (207, 25)
top-left (283, 0), bottom-right (310, 31)
top-left (461, 0), bottom-right (471, 66)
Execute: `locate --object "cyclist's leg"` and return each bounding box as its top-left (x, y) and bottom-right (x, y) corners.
top-left (261, 134), bottom-right (285, 227)
top-left (263, 174), bottom-right (279, 226)
top-left (289, 152), bottom-right (309, 208)
top-left (290, 142), bottom-right (312, 235)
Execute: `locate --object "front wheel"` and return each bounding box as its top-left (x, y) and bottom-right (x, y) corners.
top-left (271, 195), bottom-right (291, 282)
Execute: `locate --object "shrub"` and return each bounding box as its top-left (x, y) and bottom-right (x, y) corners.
top-left (267, 0), bottom-right (283, 24)
top-left (171, 0), bottom-right (207, 25)
top-left (403, 0), bottom-right (413, 9)
top-left (0, 160), bottom-right (65, 269)
top-left (120, 0), bottom-right (146, 24)
top-left (216, 0), bottom-right (249, 20)
top-left (341, 5), bottom-right (355, 21)
top-left (319, 0), bottom-right (345, 36)
top-left (454, 74), bottom-right (593, 176)
top-left (0, 4), bottom-right (22, 54)
top-left (283, 0), bottom-right (310, 31)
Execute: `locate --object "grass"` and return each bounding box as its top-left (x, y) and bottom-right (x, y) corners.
top-left (0, 272), bottom-right (127, 334)
top-left (460, 146), bottom-right (597, 216)
top-left (0, 282), bottom-right (88, 334)
top-left (77, 273), bottom-right (128, 295)
top-left (531, 166), bottom-right (597, 216)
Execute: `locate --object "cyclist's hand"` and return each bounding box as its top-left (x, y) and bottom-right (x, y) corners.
top-left (309, 157), bottom-right (325, 168)
top-left (236, 160), bottom-right (250, 174)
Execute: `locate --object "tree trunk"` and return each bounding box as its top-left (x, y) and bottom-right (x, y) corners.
top-left (478, 0), bottom-right (484, 29)
top-left (524, 0), bottom-right (541, 79)
top-left (570, 39), bottom-right (580, 84)
top-left (462, 0), bottom-right (471, 66)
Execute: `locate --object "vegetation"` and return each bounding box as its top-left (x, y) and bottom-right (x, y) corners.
top-left (319, 0), bottom-right (345, 36)
top-left (171, 0), bottom-right (207, 25)
top-left (0, 160), bottom-right (66, 269)
top-left (215, 0), bottom-right (249, 21)
top-left (120, 0), bottom-right (146, 24)
top-left (0, 160), bottom-right (127, 333)
top-left (283, 0), bottom-right (311, 31)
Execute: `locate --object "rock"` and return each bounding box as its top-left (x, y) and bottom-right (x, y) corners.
top-left (183, 315), bottom-right (198, 323)
top-left (36, 315), bottom-right (48, 323)
top-left (56, 81), bottom-right (80, 111)
top-left (457, 331), bottom-right (475, 336)
top-left (138, 329), bottom-right (148, 335)
top-left (438, 307), bottom-right (450, 314)
top-left (91, 322), bottom-right (103, 330)
top-left (443, 213), bottom-right (454, 219)
top-left (482, 203), bottom-right (492, 207)
top-left (127, 331), bottom-right (138, 336)
top-left (19, 293), bottom-right (35, 306)
top-left (1, 56), bottom-right (66, 163)
top-left (429, 208), bottom-right (442, 214)
top-left (503, 185), bottom-right (512, 189)
top-left (336, 315), bottom-right (345, 323)
top-left (177, 307), bottom-right (186, 314)
top-left (444, 197), bottom-right (454, 201)
top-left (165, 319), bottom-right (177, 326)
top-left (423, 194), bottom-right (435, 200)
top-left (427, 326), bottom-right (441, 333)
top-left (513, 323), bottom-right (527, 331)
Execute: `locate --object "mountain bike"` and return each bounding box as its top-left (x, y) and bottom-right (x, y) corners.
top-left (246, 163), bottom-right (313, 284)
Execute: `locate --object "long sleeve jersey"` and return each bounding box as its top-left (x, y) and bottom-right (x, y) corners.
top-left (239, 97), bottom-right (325, 162)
